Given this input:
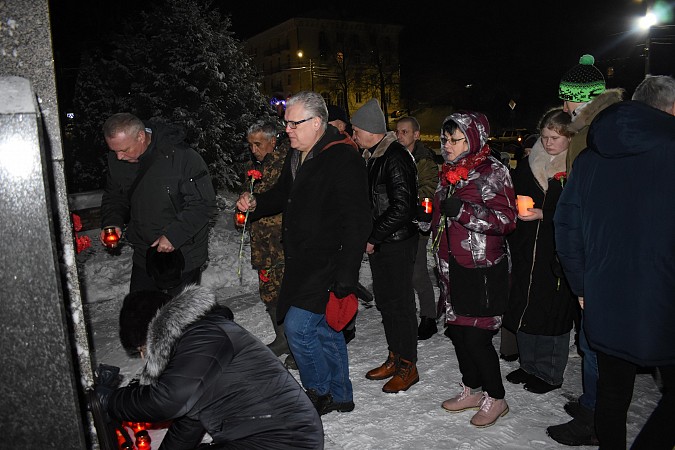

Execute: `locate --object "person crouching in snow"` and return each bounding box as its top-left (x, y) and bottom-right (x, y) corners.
top-left (98, 285), bottom-right (324, 449)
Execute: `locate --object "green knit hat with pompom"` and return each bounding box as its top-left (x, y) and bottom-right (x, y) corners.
top-left (559, 54), bottom-right (606, 103)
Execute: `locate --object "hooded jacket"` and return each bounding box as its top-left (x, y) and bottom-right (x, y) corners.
top-left (366, 131), bottom-right (419, 245)
top-left (432, 112), bottom-right (516, 268)
top-left (107, 286), bottom-right (324, 449)
top-left (101, 120), bottom-right (216, 273)
top-left (431, 112), bottom-right (516, 329)
top-left (554, 100), bottom-right (675, 366)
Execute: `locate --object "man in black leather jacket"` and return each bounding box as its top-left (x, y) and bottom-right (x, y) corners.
top-left (352, 98), bottom-right (420, 394)
top-left (104, 285), bottom-right (324, 449)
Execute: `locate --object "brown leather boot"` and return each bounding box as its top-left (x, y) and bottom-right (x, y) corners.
top-left (382, 357), bottom-right (419, 393)
top-left (365, 351), bottom-right (398, 380)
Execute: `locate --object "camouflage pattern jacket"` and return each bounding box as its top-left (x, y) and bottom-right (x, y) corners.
top-left (248, 138), bottom-right (289, 270)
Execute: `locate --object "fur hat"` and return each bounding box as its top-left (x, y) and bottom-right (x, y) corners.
top-left (327, 105), bottom-right (349, 124)
top-left (351, 98), bottom-right (387, 134)
top-left (559, 54), bottom-right (606, 103)
top-left (146, 246), bottom-right (185, 290)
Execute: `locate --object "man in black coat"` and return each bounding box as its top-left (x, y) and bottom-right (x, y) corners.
top-left (554, 75), bottom-right (675, 449)
top-left (100, 113), bottom-right (216, 295)
top-left (102, 286), bottom-right (323, 449)
top-left (352, 99), bottom-right (420, 394)
top-left (236, 91), bottom-right (372, 415)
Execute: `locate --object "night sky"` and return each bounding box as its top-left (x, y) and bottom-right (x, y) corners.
top-left (50, 0), bottom-right (673, 130)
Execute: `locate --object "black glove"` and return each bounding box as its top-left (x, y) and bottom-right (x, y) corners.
top-left (441, 197), bottom-right (463, 218)
top-left (94, 364), bottom-right (121, 411)
top-left (330, 281), bottom-right (356, 299)
top-left (416, 204), bottom-right (432, 223)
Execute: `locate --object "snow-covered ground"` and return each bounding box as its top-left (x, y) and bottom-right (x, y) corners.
top-left (77, 192), bottom-right (661, 449)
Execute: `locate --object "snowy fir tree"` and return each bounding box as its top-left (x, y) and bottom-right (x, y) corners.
top-left (67, 0), bottom-right (275, 192)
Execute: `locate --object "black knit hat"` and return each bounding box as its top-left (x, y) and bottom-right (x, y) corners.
top-left (119, 290), bottom-right (172, 353)
top-left (327, 105), bottom-right (349, 124)
top-left (559, 54), bottom-right (606, 103)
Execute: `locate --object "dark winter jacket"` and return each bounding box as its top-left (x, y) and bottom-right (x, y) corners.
top-left (504, 140), bottom-right (576, 336)
top-left (411, 141), bottom-right (439, 200)
top-left (107, 286), bottom-right (324, 449)
top-left (101, 120), bottom-right (216, 272)
top-left (251, 125), bottom-right (372, 321)
top-left (554, 100), bottom-right (675, 366)
top-left (366, 132), bottom-right (419, 245)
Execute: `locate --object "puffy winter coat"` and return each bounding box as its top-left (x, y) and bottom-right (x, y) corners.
top-left (251, 125), bottom-right (372, 321)
top-left (107, 286), bottom-right (324, 449)
top-left (101, 120), bottom-right (216, 273)
top-left (554, 100), bottom-right (675, 366)
top-left (431, 111), bottom-right (516, 329)
top-left (366, 132), bottom-right (419, 245)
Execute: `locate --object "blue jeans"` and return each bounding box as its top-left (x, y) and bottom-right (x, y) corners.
top-left (517, 331), bottom-right (570, 385)
top-left (284, 306), bottom-right (353, 403)
top-left (579, 314), bottom-right (598, 411)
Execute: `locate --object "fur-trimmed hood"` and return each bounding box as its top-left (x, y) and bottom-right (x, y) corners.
top-left (569, 88), bottom-right (624, 132)
top-left (140, 285), bottom-right (217, 384)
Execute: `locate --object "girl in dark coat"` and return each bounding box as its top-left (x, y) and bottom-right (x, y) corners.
top-left (105, 285), bottom-right (324, 450)
top-left (503, 109), bottom-right (576, 394)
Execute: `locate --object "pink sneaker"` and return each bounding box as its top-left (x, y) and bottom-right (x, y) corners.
top-left (470, 393), bottom-right (509, 427)
top-left (441, 383), bottom-right (483, 413)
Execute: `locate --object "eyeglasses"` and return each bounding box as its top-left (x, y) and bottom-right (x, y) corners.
top-left (283, 117), bottom-right (315, 129)
top-left (440, 136), bottom-right (466, 146)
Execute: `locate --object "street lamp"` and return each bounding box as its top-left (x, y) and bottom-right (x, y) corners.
top-left (297, 50), bottom-right (314, 91)
top-left (639, 10), bottom-right (659, 75)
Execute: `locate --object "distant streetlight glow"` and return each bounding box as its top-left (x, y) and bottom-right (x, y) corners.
top-left (638, 12), bottom-right (658, 30)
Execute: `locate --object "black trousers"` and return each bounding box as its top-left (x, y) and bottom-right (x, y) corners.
top-left (596, 351), bottom-right (675, 450)
top-left (130, 262), bottom-right (202, 297)
top-left (445, 324), bottom-right (505, 399)
top-left (369, 235), bottom-right (418, 362)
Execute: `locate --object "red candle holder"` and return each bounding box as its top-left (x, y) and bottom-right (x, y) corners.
top-left (103, 226), bottom-right (119, 248)
top-left (235, 211), bottom-right (246, 226)
top-left (135, 429), bottom-right (152, 450)
top-left (421, 197), bottom-right (432, 214)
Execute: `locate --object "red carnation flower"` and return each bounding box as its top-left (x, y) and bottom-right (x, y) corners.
top-left (445, 166), bottom-right (469, 185)
top-left (258, 269), bottom-right (270, 283)
top-left (247, 169), bottom-right (262, 180)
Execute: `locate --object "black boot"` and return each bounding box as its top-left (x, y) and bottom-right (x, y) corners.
top-left (418, 317), bottom-right (438, 340)
top-left (266, 307), bottom-right (289, 357)
top-left (546, 403), bottom-right (598, 446)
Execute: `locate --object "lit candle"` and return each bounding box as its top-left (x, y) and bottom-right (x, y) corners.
top-left (135, 430), bottom-right (152, 450)
top-left (516, 195), bottom-right (535, 217)
top-left (103, 226), bottom-right (119, 248)
top-left (421, 197), bottom-right (432, 214)
top-left (235, 211), bottom-right (246, 226)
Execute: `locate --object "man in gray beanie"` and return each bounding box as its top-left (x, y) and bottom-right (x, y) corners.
top-left (352, 99), bottom-right (421, 394)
